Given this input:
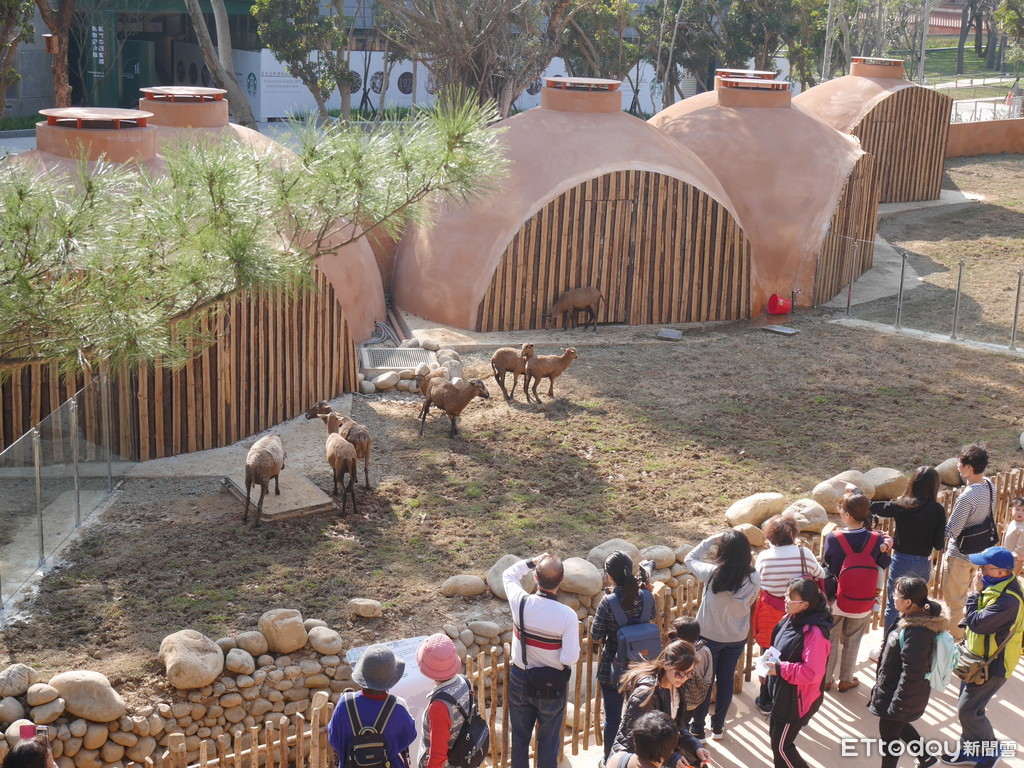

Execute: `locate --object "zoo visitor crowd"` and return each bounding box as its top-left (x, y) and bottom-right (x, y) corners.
top-left (7, 450), bottom-right (1022, 768)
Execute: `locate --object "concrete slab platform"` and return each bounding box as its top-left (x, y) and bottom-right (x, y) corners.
top-left (222, 467), bottom-right (337, 523)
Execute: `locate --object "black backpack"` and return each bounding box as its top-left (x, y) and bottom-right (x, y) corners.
top-left (345, 693), bottom-right (398, 768)
top-left (433, 677), bottom-right (490, 768)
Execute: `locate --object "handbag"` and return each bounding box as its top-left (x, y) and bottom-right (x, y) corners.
top-left (952, 628), bottom-right (1017, 686)
top-left (799, 548), bottom-right (826, 595)
top-left (955, 481), bottom-right (998, 555)
top-left (518, 599), bottom-right (569, 698)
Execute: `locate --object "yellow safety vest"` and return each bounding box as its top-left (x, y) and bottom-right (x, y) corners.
top-left (964, 578), bottom-right (1024, 674)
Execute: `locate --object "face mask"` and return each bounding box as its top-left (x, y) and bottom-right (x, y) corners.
top-left (982, 574), bottom-right (1010, 588)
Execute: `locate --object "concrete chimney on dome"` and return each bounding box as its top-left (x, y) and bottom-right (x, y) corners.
top-left (36, 107), bottom-right (157, 162)
top-left (139, 86), bottom-right (229, 128)
top-left (715, 76), bottom-right (791, 109)
top-left (541, 77), bottom-right (622, 113)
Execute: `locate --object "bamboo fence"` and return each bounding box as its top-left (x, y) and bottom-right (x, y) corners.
top-left (476, 170), bottom-right (752, 332)
top-left (0, 269), bottom-right (357, 462)
top-left (850, 86), bottom-right (953, 204)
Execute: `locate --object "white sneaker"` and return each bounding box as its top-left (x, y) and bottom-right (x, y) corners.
top-left (710, 727), bottom-right (725, 741)
top-left (868, 647), bottom-right (881, 662)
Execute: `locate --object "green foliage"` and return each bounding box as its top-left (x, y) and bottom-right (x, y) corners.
top-left (0, 95), bottom-right (508, 373)
top-left (998, 0), bottom-right (1024, 43)
top-left (562, 0), bottom-right (646, 80)
top-left (251, 0), bottom-right (353, 117)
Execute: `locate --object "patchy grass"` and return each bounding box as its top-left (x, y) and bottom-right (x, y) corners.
top-left (856, 154), bottom-right (1024, 344)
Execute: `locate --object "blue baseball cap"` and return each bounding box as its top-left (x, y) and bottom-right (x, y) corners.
top-left (968, 546), bottom-right (1015, 570)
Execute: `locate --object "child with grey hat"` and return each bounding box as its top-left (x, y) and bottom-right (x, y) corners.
top-left (328, 644), bottom-right (417, 768)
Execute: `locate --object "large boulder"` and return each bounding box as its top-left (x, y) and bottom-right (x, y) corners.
top-left (48, 671), bottom-right (126, 722)
top-left (811, 478), bottom-right (846, 515)
top-left (308, 627), bottom-right (344, 656)
top-left (0, 697), bottom-right (24, 725)
top-left (0, 664), bottom-right (36, 698)
top-left (159, 630), bottom-right (224, 690)
top-left (587, 539), bottom-right (642, 570)
top-left (830, 470), bottom-right (875, 500)
top-left (733, 524), bottom-right (765, 548)
top-left (4, 720), bottom-right (33, 748)
top-left (724, 493), bottom-right (785, 527)
top-left (440, 575), bottom-right (488, 598)
top-left (258, 609), bottom-right (308, 653)
top-left (26, 684), bottom-right (58, 707)
top-left (936, 457), bottom-right (963, 487)
top-left (640, 546), bottom-right (676, 569)
top-left (559, 558), bottom-right (604, 597)
top-left (865, 468), bottom-right (909, 500)
top-left (783, 499), bottom-right (829, 533)
top-left (487, 555), bottom-right (537, 601)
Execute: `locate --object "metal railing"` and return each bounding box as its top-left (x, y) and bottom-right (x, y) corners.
top-left (0, 375), bottom-right (133, 608)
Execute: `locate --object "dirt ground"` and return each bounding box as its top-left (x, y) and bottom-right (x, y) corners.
top-left (2, 155), bottom-right (1023, 706)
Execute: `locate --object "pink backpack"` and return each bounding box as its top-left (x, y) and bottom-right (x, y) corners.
top-left (834, 530), bottom-right (882, 614)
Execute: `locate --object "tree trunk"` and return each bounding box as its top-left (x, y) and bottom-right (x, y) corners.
top-left (974, 12), bottom-right (984, 55)
top-left (183, 0), bottom-right (257, 128)
top-left (956, 1), bottom-right (971, 74)
top-left (35, 0), bottom-right (75, 107)
top-left (985, 19), bottom-right (998, 68)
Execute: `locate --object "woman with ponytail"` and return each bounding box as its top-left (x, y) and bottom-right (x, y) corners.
top-left (591, 551), bottom-right (655, 762)
top-left (868, 576), bottom-right (947, 768)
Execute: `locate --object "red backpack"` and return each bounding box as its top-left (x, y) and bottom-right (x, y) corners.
top-left (834, 530), bottom-right (882, 614)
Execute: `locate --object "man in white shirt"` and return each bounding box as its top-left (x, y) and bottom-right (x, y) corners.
top-left (504, 554), bottom-right (581, 768)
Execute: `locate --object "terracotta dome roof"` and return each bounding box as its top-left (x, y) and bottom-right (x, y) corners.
top-left (649, 87), bottom-right (865, 312)
top-left (393, 103), bottom-right (745, 330)
top-left (792, 74), bottom-right (917, 133)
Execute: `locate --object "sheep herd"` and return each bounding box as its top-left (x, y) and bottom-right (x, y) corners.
top-left (241, 342), bottom-right (580, 524)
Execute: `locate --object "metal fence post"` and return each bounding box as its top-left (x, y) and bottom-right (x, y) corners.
top-left (33, 429), bottom-right (44, 567)
top-left (951, 260), bottom-right (965, 340)
top-left (101, 376), bottom-right (113, 492)
top-left (895, 249), bottom-right (908, 330)
top-left (70, 399), bottom-right (82, 528)
top-left (1011, 269), bottom-right (1024, 351)
top-left (846, 241), bottom-right (859, 316)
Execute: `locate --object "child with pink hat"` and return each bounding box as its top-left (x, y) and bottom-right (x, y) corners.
top-left (417, 633), bottom-right (476, 768)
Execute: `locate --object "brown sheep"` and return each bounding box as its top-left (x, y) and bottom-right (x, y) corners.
top-left (326, 426), bottom-right (358, 514)
top-left (490, 342), bottom-right (535, 401)
top-left (543, 287), bottom-right (603, 331)
top-left (524, 348), bottom-right (578, 402)
top-left (243, 434), bottom-right (285, 525)
top-left (418, 378), bottom-right (491, 437)
top-left (304, 401), bottom-right (373, 490)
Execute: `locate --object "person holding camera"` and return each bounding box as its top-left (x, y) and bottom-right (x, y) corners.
top-left (3, 726), bottom-right (56, 768)
top-left (503, 553), bottom-right (581, 768)
top-left (941, 546), bottom-right (1022, 768)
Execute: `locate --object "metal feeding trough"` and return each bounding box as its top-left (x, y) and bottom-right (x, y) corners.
top-left (359, 346), bottom-right (438, 377)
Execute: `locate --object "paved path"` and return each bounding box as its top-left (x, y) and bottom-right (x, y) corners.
top-left (564, 625), bottom-right (1024, 767)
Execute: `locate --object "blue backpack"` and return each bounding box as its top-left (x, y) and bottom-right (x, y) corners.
top-left (607, 590), bottom-right (661, 679)
top-left (899, 629), bottom-right (956, 692)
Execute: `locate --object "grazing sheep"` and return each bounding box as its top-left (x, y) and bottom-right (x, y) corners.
top-left (524, 348), bottom-right (578, 402)
top-left (490, 342), bottom-right (535, 401)
top-left (305, 401), bottom-right (372, 490)
top-left (326, 427), bottom-right (358, 514)
top-left (243, 434), bottom-right (285, 525)
top-left (418, 378), bottom-right (491, 438)
top-left (543, 287), bottom-right (603, 331)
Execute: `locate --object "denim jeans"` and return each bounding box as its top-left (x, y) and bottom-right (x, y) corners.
top-left (600, 681), bottom-right (624, 759)
top-left (956, 674), bottom-right (1008, 756)
top-left (509, 665), bottom-right (566, 768)
top-left (884, 552), bottom-right (932, 633)
top-left (689, 638), bottom-right (745, 732)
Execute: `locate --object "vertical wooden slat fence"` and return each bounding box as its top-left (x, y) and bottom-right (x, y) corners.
top-left (476, 170), bottom-right (752, 332)
top-left (814, 153), bottom-right (881, 306)
top-left (851, 87), bottom-right (953, 203)
top-left (0, 269), bottom-right (357, 462)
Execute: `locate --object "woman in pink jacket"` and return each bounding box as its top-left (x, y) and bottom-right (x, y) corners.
top-left (762, 577), bottom-right (833, 768)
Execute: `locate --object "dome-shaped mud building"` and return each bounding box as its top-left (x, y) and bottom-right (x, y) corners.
top-left (0, 96), bottom-right (374, 460)
top-left (393, 78), bottom-right (755, 332)
top-left (649, 74), bottom-right (880, 310)
top-left (793, 58), bottom-right (953, 203)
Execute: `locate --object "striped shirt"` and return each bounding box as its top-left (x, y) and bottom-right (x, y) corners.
top-left (754, 544), bottom-right (826, 598)
top-left (945, 479), bottom-right (995, 561)
top-left (504, 559), bottom-right (581, 670)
